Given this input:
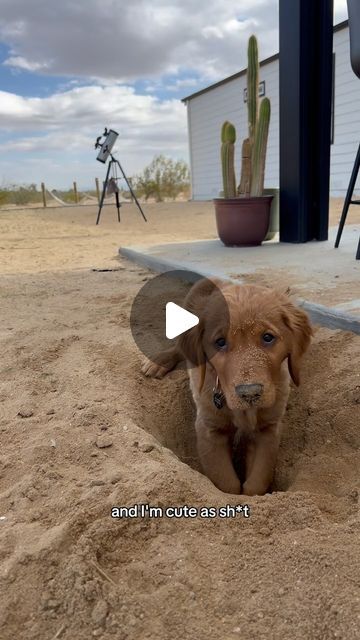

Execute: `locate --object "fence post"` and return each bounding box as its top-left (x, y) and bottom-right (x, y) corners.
top-left (41, 182), bottom-right (47, 208)
top-left (73, 181), bottom-right (79, 204)
top-left (95, 177), bottom-right (100, 204)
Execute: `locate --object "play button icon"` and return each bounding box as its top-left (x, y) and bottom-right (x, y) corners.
top-left (129, 269), bottom-right (229, 369)
top-left (165, 302), bottom-right (199, 339)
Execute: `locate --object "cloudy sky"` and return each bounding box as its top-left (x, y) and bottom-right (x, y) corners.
top-left (0, 0), bottom-right (348, 189)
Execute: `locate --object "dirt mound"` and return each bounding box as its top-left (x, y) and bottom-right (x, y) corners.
top-left (0, 267), bottom-right (359, 640)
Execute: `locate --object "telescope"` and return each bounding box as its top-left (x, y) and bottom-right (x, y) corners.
top-left (94, 127), bottom-right (147, 224)
top-left (95, 128), bottom-right (119, 164)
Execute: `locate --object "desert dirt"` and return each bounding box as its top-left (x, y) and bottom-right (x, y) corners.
top-left (0, 201), bottom-right (359, 640)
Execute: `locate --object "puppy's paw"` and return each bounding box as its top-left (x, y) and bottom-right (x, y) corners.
top-left (141, 359), bottom-right (169, 379)
top-left (216, 478), bottom-right (242, 495)
top-left (242, 479), bottom-right (267, 496)
top-left (226, 481), bottom-right (242, 495)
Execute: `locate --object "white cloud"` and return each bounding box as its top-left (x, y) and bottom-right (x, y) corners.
top-left (165, 77), bottom-right (199, 92)
top-left (3, 55), bottom-right (49, 72)
top-left (0, 84), bottom-right (188, 187)
top-left (0, 0), bottom-right (349, 83)
top-left (0, 0), bottom-right (278, 84)
top-left (0, 84), bottom-right (185, 136)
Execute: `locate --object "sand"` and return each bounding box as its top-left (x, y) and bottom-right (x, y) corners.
top-left (0, 201), bottom-right (359, 640)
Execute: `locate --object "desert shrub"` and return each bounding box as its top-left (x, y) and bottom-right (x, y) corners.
top-left (134, 155), bottom-right (190, 202)
top-left (0, 183), bottom-right (43, 206)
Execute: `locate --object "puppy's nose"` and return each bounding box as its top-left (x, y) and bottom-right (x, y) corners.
top-left (235, 383), bottom-right (263, 403)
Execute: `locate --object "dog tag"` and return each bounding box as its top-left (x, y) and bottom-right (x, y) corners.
top-left (213, 391), bottom-right (225, 410)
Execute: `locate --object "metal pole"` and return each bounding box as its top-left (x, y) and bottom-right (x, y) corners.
top-left (279, 0), bottom-right (333, 242)
top-left (115, 159), bottom-right (147, 221)
top-left (334, 142), bottom-right (360, 247)
top-left (128, 177), bottom-right (134, 202)
top-left (95, 177), bottom-right (100, 204)
top-left (115, 191), bottom-right (121, 222)
top-left (96, 161), bottom-right (112, 225)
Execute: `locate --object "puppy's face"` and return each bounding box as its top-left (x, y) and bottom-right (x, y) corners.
top-left (180, 283), bottom-right (313, 411)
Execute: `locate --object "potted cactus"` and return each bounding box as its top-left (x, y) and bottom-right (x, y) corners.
top-left (214, 35), bottom-right (273, 246)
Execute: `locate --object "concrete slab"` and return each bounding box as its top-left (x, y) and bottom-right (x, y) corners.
top-left (120, 224), bottom-right (360, 334)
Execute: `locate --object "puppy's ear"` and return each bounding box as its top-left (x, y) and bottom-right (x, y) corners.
top-left (281, 303), bottom-right (313, 386)
top-left (176, 277), bottom-right (224, 393)
top-left (183, 276), bottom-right (225, 316)
top-left (177, 324), bottom-right (206, 392)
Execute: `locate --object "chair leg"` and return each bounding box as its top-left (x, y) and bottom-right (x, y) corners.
top-left (334, 142), bottom-right (360, 248)
top-left (356, 235), bottom-right (360, 260)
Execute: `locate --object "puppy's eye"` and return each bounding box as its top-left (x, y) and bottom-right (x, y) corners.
top-left (215, 337), bottom-right (227, 349)
top-left (262, 332), bottom-right (276, 344)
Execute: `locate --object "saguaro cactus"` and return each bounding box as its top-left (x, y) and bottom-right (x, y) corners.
top-left (221, 121), bottom-right (236, 198)
top-left (219, 35), bottom-right (270, 199)
top-left (247, 35), bottom-right (259, 146)
top-left (250, 97), bottom-right (271, 197)
top-left (239, 35), bottom-right (271, 197)
top-left (238, 138), bottom-right (251, 196)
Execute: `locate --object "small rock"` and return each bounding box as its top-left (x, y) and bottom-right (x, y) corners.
top-left (232, 628), bottom-right (241, 634)
top-left (138, 443), bottom-right (154, 453)
top-left (95, 435), bottom-right (113, 449)
top-left (91, 599), bottom-right (108, 626)
top-left (17, 408), bottom-right (34, 418)
top-left (46, 409), bottom-right (55, 416)
top-left (89, 479), bottom-right (106, 487)
top-left (43, 598), bottom-right (61, 611)
top-left (278, 587), bottom-right (286, 596)
top-left (349, 488), bottom-right (359, 502)
top-left (109, 473), bottom-right (122, 484)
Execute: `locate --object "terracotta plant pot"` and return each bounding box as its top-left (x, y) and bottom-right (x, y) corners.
top-left (214, 196), bottom-right (273, 247)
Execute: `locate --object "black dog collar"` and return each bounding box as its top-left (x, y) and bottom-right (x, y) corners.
top-left (212, 375), bottom-right (225, 410)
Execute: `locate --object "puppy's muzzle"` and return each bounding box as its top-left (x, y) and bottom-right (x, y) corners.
top-left (234, 383), bottom-right (263, 404)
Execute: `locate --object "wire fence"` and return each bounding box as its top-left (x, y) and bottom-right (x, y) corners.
top-left (0, 178), bottom-right (134, 210)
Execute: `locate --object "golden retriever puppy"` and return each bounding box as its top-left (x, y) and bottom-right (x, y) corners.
top-left (142, 279), bottom-right (312, 495)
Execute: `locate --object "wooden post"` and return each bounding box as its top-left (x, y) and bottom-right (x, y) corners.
top-left (95, 177), bottom-right (100, 204)
top-left (73, 181), bottom-right (79, 203)
top-left (41, 182), bottom-right (47, 208)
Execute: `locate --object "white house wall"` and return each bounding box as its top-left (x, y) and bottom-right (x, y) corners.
top-left (186, 25), bottom-right (360, 200)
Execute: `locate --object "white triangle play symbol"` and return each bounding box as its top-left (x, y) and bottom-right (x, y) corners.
top-left (165, 302), bottom-right (199, 339)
